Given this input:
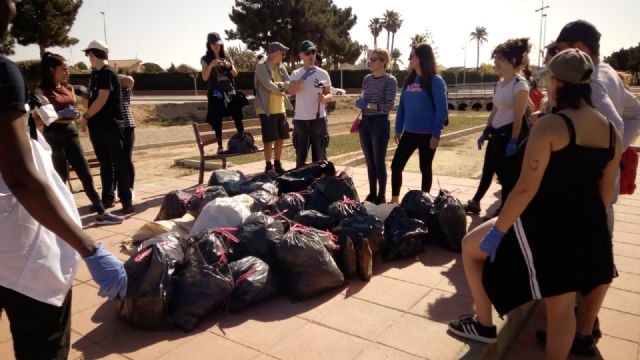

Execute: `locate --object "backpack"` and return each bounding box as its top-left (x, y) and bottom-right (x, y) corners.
top-left (620, 146), bottom-right (638, 195)
top-left (225, 132), bottom-right (259, 154)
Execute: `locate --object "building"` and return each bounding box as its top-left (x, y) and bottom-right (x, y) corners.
top-left (111, 59), bottom-right (143, 74)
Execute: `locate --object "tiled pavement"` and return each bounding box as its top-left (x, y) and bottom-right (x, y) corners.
top-left (1, 161), bottom-right (639, 359)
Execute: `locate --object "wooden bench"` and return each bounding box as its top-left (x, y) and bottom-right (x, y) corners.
top-left (67, 157), bottom-right (100, 193)
top-left (192, 118), bottom-right (293, 184)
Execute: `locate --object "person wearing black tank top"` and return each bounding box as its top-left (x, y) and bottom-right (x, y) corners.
top-left (448, 49), bottom-right (622, 359)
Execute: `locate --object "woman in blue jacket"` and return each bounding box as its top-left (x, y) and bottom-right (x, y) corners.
top-left (390, 43), bottom-right (448, 203)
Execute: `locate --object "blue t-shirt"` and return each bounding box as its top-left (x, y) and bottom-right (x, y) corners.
top-left (395, 74), bottom-right (448, 138)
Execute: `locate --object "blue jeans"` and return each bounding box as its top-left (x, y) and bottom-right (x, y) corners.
top-left (359, 114), bottom-right (390, 199)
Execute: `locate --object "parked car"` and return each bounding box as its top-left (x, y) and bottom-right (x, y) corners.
top-left (331, 87), bottom-right (346, 96)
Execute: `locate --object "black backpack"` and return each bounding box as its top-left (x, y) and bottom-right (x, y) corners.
top-left (224, 132), bottom-right (259, 154)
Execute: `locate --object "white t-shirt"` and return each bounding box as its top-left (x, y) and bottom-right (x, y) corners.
top-left (491, 75), bottom-right (529, 129)
top-left (289, 66), bottom-right (331, 120)
top-left (591, 63), bottom-right (640, 148)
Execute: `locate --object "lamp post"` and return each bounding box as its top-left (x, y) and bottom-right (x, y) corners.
top-left (100, 11), bottom-right (108, 44)
top-left (535, 1), bottom-right (550, 68)
top-left (462, 39), bottom-right (471, 88)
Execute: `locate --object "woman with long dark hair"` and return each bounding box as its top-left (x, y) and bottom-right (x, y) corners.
top-left (201, 32), bottom-right (244, 154)
top-left (448, 49), bottom-right (621, 359)
top-left (389, 43), bottom-right (447, 203)
top-left (36, 52), bottom-right (122, 224)
top-left (464, 38), bottom-right (531, 216)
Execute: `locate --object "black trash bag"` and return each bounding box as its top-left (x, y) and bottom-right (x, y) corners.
top-left (228, 256), bottom-right (281, 312)
top-left (399, 190), bottom-right (439, 241)
top-left (172, 248), bottom-right (234, 331)
top-left (276, 225), bottom-right (344, 300)
top-left (237, 213), bottom-right (285, 265)
top-left (307, 172), bottom-right (359, 214)
top-left (251, 172), bottom-right (275, 184)
top-left (191, 227), bottom-right (241, 266)
top-left (208, 169), bottom-right (248, 196)
top-left (186, 186), bottom-right (228, 217)
top-left (155, 190), bottom-right (191, 221)
top-left (118, 232), bottom-right (188, 330)
top-left (335, 213), bottom-right (386, 254)
top-left (274, 192), bottom-right (306, 220)
top-left (248, 190), bottom-right (278, 213)
top-left (275, 160), bottom-right (336, 194)
top-left (326, 197), bottom-right (366, 228)
top-left (382, 207), bottom-right (428, 261)
top-left (293, 210), bottom-right (333, 231)
top-left (223, 131), bottom-right (259, 155)
top-left (434, 190), bottom-right (467, 253)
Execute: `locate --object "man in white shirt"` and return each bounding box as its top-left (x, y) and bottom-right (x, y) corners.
top-left (288, 40), bottom-right (333, 168)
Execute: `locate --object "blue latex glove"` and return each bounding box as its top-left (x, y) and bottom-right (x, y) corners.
top-left (213, 90), bottom-right (223, 99)
top-left (480, 225), bottom-right (506, 262)
top-left (58, 106), bottom-right (79, 119)
top-left (477, 134), bottom-right (486, 150)
top-left (506, 138), bottom-right (518, 156)
top-left (301, 67), bottom-right (317, 80)
top-left (355, 97), bottom-right (368, 110)
top-left (83, 243), bottom-right (127, 300)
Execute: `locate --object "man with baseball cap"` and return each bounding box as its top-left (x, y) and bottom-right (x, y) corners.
top-left (288, 40), bottom-right (332, 168)
top-left (82, 39), bottom-right (134, 213)
top-left (0, 2), bottom-right (126, 358)
top-left (254, 42), bottom-right (293, 175)
top-left (533, 19), bottom-right (640, 356)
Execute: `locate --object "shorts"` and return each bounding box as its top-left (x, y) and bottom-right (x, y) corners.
top-left (260, 113), bottom-right (290, 142)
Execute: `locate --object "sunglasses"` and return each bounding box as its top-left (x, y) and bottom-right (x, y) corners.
top-left (368, 57), bottom-right (382, 62)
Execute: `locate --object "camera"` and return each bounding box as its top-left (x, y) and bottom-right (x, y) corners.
top-left (313, 79), bottom-right (327, 89)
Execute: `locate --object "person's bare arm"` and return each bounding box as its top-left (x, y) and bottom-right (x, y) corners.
top-left (511, 89), bottom-right (529, 139)
top-left (600, 128), bottom-right (623, 207)
top-left (0, 110), bottom-right (96, 257)
top-left (119, 75), bottom-right (134, 89)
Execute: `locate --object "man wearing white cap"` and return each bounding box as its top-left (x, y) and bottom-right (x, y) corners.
top-left (82, 40), bottom-right (134, 214)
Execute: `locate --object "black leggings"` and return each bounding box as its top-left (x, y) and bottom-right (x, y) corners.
top-left (206, 94), bottom-right (244, 146)
top-left (471, 125), bottom-right (513, 203)
top-left (43, 123), bottom-right (104, 213)
top-left (391, 132), bottom-right (436, 196)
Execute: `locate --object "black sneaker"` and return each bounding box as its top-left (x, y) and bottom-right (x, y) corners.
top-left (265, 164), bottom-right (277, 178)
top-left (448, 315), bottom-right (497, 344)
top-left (95, 212), bottom-right (124, 225)
top-left (464, 200), bottom-right (481, 214)
top-left (535, 331), bottom-right (596, 357)
top-left (375, 196), bottom-right (387, 205)
top-left (365, 194), bottom-right (377, 203)
top-left (274, 161), bottom-right (286, 175)
top-left (120, 204), bottom-right (135, 214)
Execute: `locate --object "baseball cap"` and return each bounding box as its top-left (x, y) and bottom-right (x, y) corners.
top-left (548, 48), bottom-right (594, 84)
top-left (207, 32), bottom-right (223, 45)
top-left (556, 20), bottom-right (601, 45)
top-left (268, 42), bottom-right (289, 54)
top-left (83, 40), bottom-right (108, 53)
top-left (298, 40), bottom-right (317, 54)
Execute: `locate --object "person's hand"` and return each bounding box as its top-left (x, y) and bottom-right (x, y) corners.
top-left (506, 138), bottom-right (518, 156)
top-left (479, 225), bottom-right (506, 262)
top-left (477, 134), bottom-right (486, 150)
top-left (301, 67), bottom-right (317, 81)
top-left (58, 106), bottom-right (79, 119)
top-left (430, 137), bottom-right (439, 149)
top-left (394, 133), bottom-right (400, 144)
top-left (223, 59), bottom-right (232, 68)
top-left (355, 97), bottom-right (367, 110)
top-left (317, 92), bottom-right (326, 104)
top-left (78, 116), bottom-right (88, 132)
top-left (83, 243), bottom-right (127, 300)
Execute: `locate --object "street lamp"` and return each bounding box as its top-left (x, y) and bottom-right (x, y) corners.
top-left (462, 39), bottom-right (471, 88)
top-left (100, 11), bottom-right (108, 44)
top-left (535, 1), bottom-right (550, 68)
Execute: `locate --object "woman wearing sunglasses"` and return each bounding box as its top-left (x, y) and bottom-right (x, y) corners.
top-left (355, 49), bottom-right (398, 204)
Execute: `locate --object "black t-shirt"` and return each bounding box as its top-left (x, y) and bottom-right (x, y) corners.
top-left (88, 65), bottom-right (123, 129)
top-left (0, 55), bottom-right (29, 115)
top-left (201, 54), bottom-right (235, 94)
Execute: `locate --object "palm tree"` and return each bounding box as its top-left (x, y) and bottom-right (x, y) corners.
top-left (410, 33), bottom-right (427, 46)
top-left (389, 13), bottom-right (403, 53)
top-left (470, 26), bottom-right (489, 71)
top-left (368, 17), bottom-right (383, 49)
top-left (382, 10), bottom-right (398, 50)
top-left (391, 48), bottom-right (403, 70)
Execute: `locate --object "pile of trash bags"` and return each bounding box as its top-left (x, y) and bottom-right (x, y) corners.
top-left (119, 161), bottom-right (468, 331)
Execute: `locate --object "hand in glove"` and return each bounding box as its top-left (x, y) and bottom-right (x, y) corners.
top-left (355, 97), bottom-right (368, 110)
top-left (83, 243), bottom-right (127, 300)
top-left (58, 106), bottom-right (79, 119)
top-left (479, 225), bottom-right (506, 262)
top-left (506, 138), bottom-right (518, 156)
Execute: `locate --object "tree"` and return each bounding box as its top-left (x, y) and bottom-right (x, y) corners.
top-left (410, 34), bottom-right (427, 46)
top-left (74, 61), bottom-right (88, 70)
top-left (470, 26), bottom-right (488, 72)
top-left (177, 64), bottom-right (197, 73)
top-left (141, 62), bottom-right (165, 73)
top-left (387, 12), bottom-right (403, 54)
top-left (167, 63), bottom-right (177, 72)
top-left (368, 17), bottom-right (383, 49)
top-left (605, 43), bottom-right (640, 74)
top-left (382, 10), bottom-right (398, 50)
top-left (410, 30), bottom-right (439, 58)
top-left (479, 63), bottom-right (496, 74)
top-left (390, 48), bottom-right (403, 71)
top-left (226, 45), bottom-right (259, 72)
top-left (11, 0), bottom-right (83, 57)
top-left (323, 4), bottom-right (360, 69)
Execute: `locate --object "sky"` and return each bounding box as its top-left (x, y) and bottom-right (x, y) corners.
top-left (8, 0), bottom-right (640, 70)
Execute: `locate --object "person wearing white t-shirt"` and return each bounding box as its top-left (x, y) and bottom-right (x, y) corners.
top-left (288, 40), bottom-right (332, 168)
top-left (464, 38), bottom-right (532, 216)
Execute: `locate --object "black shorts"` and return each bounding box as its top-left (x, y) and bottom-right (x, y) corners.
top-left (260, 113), bottom-right (290, 142)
